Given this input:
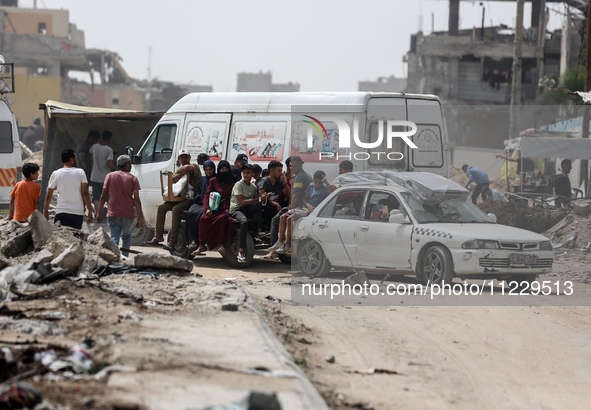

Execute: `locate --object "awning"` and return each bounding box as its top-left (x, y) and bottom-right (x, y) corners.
top-left (509, 137), bottom-right (591, 160)
top-left (40, 100), bottom-right (164, 119)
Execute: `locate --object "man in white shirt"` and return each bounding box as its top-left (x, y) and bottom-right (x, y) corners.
top-left (43, 148), bottom-right (93, 229)
top-left (89, 130), bottom-right (116, 215)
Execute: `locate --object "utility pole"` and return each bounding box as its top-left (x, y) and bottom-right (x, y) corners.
top-left (581, 2), bottom-right (591, 195)
top-left (509, 0), bottom-right (525, 139)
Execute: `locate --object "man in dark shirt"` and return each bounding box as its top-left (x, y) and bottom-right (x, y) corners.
top-left (257, 160), bottom-right (290, 227)
top-left (22, 126), bottom-right (39, 152)
top-left (554, 159), bottom-right (572, 207)
top-left (76, 130), bottom-right (100, 181)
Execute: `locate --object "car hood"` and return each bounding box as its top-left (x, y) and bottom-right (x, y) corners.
top-left (414, 223), bottom-right (549, 242)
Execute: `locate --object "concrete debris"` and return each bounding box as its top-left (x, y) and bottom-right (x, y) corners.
top-left (0, 253), bottom-right (8, 270)
top-left (88, 228), bottom-right (121, 260)
top-left (0, 317), bottom-right (68, 336)
top-left (29, 210), bottom-right (52, 249)
top-left (344, 270), bottom-right (369, 287)
top-left (31, 249), bottom-right (54, 264)
top-left (574, 199), bottom-right (591, 216)
top-left (325, 354), bottom-right (336, 364)
top-left (51, 242), bottom-right (85, 271)
top-left (1, 230), bottom-right (33, 258)
top-left (134, 252), bottom-right (193, 272)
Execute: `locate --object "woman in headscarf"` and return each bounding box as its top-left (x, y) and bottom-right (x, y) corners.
top-left (198, 160), bottom-right (237, 255)
top-left (186, 160), bottom-right (216, 253)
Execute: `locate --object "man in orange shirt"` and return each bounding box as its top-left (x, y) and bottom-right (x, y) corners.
top-left (9, 163), bottom-right (41, 222)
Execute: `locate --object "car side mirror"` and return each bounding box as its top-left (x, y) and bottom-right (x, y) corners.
top-left (389, 210), bottom-right (410, 224)
top-left (487, 213), bottom-right (497, 223)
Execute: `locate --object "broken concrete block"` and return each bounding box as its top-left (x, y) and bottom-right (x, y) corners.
top-left (51, 242), bottom-right (85, 272)
top-left (98, 249), bottom-right (119, 263)
top-left (344, 270), bottom-right (369, 287)
top-left (31, 249), bottom-right (54, 264)
top-left (29, 210), bottom-right (52, 249)
top-left (0, 253), bottom-right (8, 270)
top-left (574, 200), bottom-right (591, 216)
top-left (47, 237), bottom-right (70, 258)
top-left (134, 252), bottom-right (193, 272)
top-left (78, 255), bottom-right (100, 276)
top-left (1, 230), bottom-right (33, 258)
top-left (88, 228), bottom-right (120, 259)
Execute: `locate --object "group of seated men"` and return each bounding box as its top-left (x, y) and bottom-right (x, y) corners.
top-left (148, 148), bottom-right (355, 263)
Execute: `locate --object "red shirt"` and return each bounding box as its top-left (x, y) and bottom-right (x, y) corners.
top-left (103, 171), bottom-right (141, 218)
top-left (11, 180), bottom-right (40, 221)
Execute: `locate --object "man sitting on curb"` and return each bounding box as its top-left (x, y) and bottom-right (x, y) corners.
top-left (147, 149), bottom-right (202, 250)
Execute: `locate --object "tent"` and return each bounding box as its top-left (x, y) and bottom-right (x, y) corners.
top-left (39, 100), bottom-right (164, 202)
top-left (507, 137), bottom-right (591, 160)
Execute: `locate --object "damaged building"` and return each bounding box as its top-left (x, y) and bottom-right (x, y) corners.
top-left (405, 0), bottom-right (586, 171)
top-left (0, 1), bottom-right (211, 130)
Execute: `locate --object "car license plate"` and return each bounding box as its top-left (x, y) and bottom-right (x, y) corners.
top-left (509, 253), bottom-right (538, 265)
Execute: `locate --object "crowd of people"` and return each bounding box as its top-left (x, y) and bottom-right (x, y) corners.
top-left (145, 150), bottom-right (354, 263)
top-left (10, 133), bottom-right (579, 262)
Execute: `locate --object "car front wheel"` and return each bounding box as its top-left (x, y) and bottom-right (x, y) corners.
top-left (298, 240), bottom-right (331, 278)
top-left (420, 245), bottom-right (454, 285)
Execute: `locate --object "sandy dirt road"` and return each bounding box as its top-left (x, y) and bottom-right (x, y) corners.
top-left (195, 250), bottom-right (591, 409)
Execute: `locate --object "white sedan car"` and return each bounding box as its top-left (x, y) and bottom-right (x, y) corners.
top-left (292, 172), bottom-right (553, 285)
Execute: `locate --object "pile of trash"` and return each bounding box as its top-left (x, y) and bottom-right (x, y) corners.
top-left (478, 200), bottom-right (566, 233)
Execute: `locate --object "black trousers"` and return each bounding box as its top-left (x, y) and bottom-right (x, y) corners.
top-left (472, 183), bottom-right (489, 204)
top-left (55, 213), bottom-right (84, 230)
top-left (232, 204), bottom-right (263, 249)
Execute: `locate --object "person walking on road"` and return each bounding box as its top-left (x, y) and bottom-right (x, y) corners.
top-left (462, 164), bottom-right (490, 204)
top-left (96, 155), bottom-right (142, 257)
top-left (43, 149), bottom-right (93, 229)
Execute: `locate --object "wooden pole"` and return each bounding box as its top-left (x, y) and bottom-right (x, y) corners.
top-left (509, 0), bottom-right (525, 139)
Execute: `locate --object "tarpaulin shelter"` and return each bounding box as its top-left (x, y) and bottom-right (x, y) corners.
top-left (39, 100), bottom-right (164, 202)
top-left (506, 137), bottom-right (591, 160)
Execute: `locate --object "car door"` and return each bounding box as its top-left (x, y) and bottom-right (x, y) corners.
top-left (310, 189), bottom-right (367, 269)
top-left (356, 190), bottom-right (414, 271)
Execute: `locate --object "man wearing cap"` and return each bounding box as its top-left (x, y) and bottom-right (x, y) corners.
top-left (231, 153), bottom-right (249, 180)
top-left (96, 155), bottom-right (142, 257)
top-left (150, 149), bottom-right (202, 250)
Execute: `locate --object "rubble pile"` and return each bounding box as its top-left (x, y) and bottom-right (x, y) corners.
top-left (478, 201), bottom-right (566, 233)
top-left (544, 202), bottom-right (591, 250)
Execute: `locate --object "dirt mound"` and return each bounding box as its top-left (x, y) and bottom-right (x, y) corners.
top-left (478, 201), bottom-right (566, 233)
top-left (544, 213), bottom-right (591, 249)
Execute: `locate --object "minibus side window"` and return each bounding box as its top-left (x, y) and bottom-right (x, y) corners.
top-left (0, 122), bottom-right (13, 153)
top-left (137, 124), bottom-right (177, 164)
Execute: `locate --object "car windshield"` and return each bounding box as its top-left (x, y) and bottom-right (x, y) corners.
top-left (401, 192), bottom-right (493, 224)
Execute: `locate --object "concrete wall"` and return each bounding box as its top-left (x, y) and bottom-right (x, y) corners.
top-left (12, 74), bottom-right (60, 127)
top-left (453, 146), bottom-right (504, 179)
top-left (1, 7), bottom-right (69, 37)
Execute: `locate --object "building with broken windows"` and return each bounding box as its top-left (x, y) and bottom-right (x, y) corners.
top-left (405, 0), bottom-right (586, 162)
top-left (0, 1), bottom-right (211, 131)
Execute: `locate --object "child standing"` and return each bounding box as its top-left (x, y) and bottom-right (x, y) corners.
top-left (9, 163), bottom-right (41, 222)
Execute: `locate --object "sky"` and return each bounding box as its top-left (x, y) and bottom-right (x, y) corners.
top-left (21, 0), bottom-right (570, 92)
